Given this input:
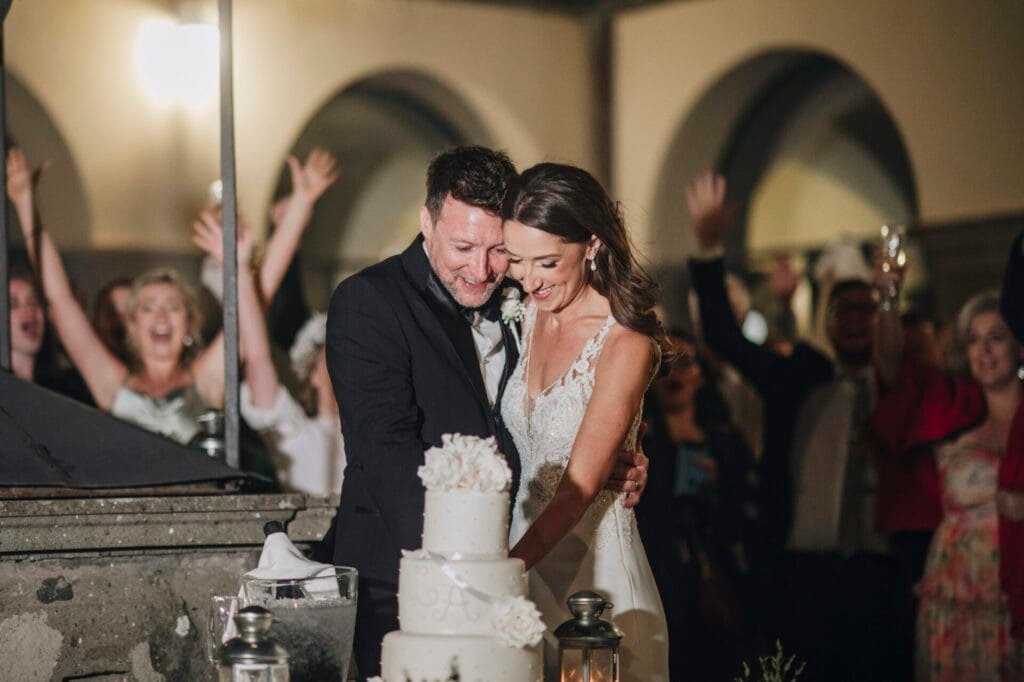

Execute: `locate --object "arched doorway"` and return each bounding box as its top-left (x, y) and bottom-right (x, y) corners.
top-left (271, 70), bottom-right (490, 318)
top-left (651, 51), bottom-right (917, 332)
top-left (5, 73), bottom-right (90, 248)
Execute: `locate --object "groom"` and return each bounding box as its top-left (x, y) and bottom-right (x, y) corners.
top-left (326, 146), bottom-right (649, 678)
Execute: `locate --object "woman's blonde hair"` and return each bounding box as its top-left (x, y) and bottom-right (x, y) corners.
top-left (124, 268), bottom-right (204, 368)
top-left (950, 290), bottom-right (1019, 376)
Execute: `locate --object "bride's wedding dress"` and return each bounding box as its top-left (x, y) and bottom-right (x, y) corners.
top-left (502, 304), bottom-right (670, 681)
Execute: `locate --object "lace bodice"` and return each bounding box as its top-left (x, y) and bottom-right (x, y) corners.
top-left (501, 304), bottom-right (643, 548)
top-left (500, 304), bottom-right (670, 681)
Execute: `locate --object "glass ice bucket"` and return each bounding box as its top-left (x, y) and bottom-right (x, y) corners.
top-left (242, 566), bottom-right (358, 682)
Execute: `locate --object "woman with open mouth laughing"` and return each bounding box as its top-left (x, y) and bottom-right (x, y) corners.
top-left (6, 146), bottom-right (260, 445)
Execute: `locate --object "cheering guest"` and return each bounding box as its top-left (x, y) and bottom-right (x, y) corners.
top-left (685, 170), bottom-right (906, 681)
top-left (194, 218), bottom-right (343, 496)
top-left (8, 266), bottom-right (93, 404)
top-left (7, 147), bottom-right (260, 445)
top-left (870, 286), bottom-right (1024, 680)
top-left (192, 149), bottom-right (341, 494)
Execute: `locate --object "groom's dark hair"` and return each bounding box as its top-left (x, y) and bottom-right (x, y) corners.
top-left (425, 146), bottom-right (517, 222)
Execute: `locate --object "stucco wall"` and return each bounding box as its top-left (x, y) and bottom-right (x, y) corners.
top-left (9, 0), bottom-right (1021, 258)
top-left (6, 0), bottom-right (595, 251)
top-left (614, 0), bottom-right (1024, 254)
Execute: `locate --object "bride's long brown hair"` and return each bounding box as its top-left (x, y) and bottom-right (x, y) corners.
top-left (504, 162), bottom-right (671, 360)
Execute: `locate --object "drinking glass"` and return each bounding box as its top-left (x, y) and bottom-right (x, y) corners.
top-left (207, 594), bottom-right (243, 665)
top-left (242, 567), bottom-right (358, 682)
top-left (880, 224), bottom-right (907, 269)
top-left (880, 223), bottom-right (908, 303)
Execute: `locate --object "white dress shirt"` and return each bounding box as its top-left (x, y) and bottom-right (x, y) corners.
top-left (469, 310), bottom-right (506, 407)
top-left (241, 383), bottom-right (345, 496)
top-left (788, 365), bottom-right (887, 554)
top-left (423, 244), bottom-right (507, 406)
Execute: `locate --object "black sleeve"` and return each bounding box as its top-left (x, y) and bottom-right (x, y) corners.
top-left (326, 275), bottom-right (425, 552)
top-left (1001, 229), bottom-right (1024, 343)
top-left (688, 257), bottom-right (795, 395)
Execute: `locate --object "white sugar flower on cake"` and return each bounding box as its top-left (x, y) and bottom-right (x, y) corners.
top-left (491, 596), bottom-right (545, 648)
top-left (418, 434), bottom-right (512, 492)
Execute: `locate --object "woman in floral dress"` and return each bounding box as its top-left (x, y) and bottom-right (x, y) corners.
top-left (870, 291), bottom-right (1024, 681)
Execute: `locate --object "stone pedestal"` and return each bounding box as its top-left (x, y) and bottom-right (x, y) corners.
top-left (0, 493), bottom-right (337, 681)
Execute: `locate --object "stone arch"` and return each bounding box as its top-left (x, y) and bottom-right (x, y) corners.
top-left (267, 69), bottom-right (491, 315)
top-left (5, 73), bottom-right (90, 247)
top-left (649, 49), bottom-right (917, 323)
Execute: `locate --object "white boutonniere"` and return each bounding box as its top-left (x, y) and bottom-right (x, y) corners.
top-left (500, 287), bottom-right (525, 352)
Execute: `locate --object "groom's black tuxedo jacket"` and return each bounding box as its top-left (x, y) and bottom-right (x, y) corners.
top-left (326, 236), bottom-right (521, 586)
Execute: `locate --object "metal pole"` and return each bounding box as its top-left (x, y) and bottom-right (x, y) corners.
top-left (218, 0), bottom-right (239, 468)
top-left (0, 11), bottom-right (10, 373)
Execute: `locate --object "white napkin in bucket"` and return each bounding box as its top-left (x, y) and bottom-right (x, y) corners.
top-left (221, 525), bottom-right (340, 645)
top-left (243, 530), bottom-right (339, 599)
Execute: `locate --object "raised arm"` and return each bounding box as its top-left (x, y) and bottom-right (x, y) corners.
top-left (509, 329), bottom-right (654, 570)
top-left (873, 254), bottom-right (905, 388)
top-left (192, 208), bottom-right (278, 409)
top-left (6, 148), bottom-right (127, 407)
top-left (685, 171), bottom-right (794, 391)
top-left (190, 209), bottom-right (260, 408)
top-left (259, 148), bottom-right (338, 301)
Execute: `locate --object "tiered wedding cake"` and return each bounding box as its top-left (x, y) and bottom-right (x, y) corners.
top-left (375, 434), bottom-right (544, 682)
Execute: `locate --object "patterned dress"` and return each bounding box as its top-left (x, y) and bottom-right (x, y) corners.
top-left (917, 434), bottom-right (1022, 681)
top-left (501, 304), bottom-right (670, 681)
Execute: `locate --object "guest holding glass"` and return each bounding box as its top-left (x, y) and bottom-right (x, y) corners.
top-left (870, 243), bottom-right (1024, 678)
top-left (685, 170), bottom-right (905, 681)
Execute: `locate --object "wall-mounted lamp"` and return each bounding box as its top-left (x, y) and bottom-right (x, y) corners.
top-left (134, 5), bottom-right (219, 109)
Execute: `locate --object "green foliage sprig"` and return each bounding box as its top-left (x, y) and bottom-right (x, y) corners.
top-left (734, 640), bottom-right (806, 682)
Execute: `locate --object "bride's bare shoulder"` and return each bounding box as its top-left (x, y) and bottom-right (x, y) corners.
top-left (600, 325), bottom-right (655, 369)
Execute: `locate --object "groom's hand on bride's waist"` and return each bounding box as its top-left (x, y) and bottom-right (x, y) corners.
top-left (605, 422), bottom-right (649, 509)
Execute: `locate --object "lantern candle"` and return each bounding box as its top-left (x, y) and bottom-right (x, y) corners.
top-left (554, 591), bottom-right (622, 682)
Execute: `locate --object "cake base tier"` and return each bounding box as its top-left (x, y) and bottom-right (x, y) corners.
top-left (381, 632), bottom-right (542, 682)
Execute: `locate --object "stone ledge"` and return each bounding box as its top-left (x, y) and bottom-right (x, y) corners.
top-left (0, 493), bottom-right (339, 556)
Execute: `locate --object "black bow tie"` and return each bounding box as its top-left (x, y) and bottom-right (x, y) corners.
top-left (464, 292), bottom-right (503, 324)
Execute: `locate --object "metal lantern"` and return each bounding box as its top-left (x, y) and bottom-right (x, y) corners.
top-left (554, 590), bottom-right (622, 682)
top-left (219, 606), bottom-right (290, 682)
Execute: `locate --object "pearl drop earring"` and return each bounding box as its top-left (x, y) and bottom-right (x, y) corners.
top-left (589, 258), bottom-right (597, 272)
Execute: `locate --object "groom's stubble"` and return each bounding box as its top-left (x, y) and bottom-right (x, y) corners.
top-left (420, 195), bottom-right (509, 309)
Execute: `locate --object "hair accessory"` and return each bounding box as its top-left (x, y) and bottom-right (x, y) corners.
top-left (183, 335), bottom-right (194, 348)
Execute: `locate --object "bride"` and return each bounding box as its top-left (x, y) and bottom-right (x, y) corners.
top-left (501, 163), bottom-right (671, 681)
